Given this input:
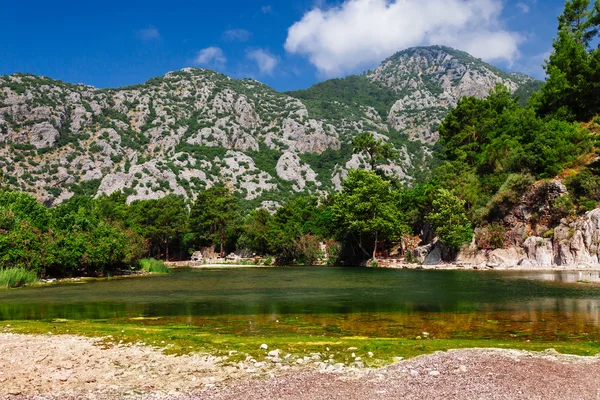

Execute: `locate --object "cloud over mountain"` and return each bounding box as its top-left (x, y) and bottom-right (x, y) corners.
top-left (285, 0), bottom-right (523, 76)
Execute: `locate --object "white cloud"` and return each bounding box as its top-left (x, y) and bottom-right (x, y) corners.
top-left (136, 26), bottom-right (161, 41)
top-left (246, 49), bottom-right (279, 75)
top-left (223, 29), bottom-right (252, 42)
top-left (261, 5), bottom-right (273, 14)
top-left (285, 0), bottom-right (524, 76)
top-left (195, 47), bottom-right (227, 67)
top-left (516, 2), bottom-right (530, 13)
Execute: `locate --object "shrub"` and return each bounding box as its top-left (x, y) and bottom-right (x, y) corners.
top-left (479, 173), bottom-right (535, 222)
top-left (0, 268), bottom-right (38, 289)
top-left (138, 258), bottom-right (170, 274)
top-left (475, 223), bottom-right (508, 250)
top-left (295, 234), bottom-right (323, 265)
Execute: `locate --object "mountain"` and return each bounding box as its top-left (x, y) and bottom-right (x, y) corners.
top-left (0, 46), bottom-right (540, 207)
top-left (290, 46), bottom-right (540, 143)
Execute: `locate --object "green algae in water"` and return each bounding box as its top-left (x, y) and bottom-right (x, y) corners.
top-left (2, 267), bottom-right (600, 344)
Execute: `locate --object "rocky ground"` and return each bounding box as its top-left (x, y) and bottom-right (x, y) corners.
top-left (1, 333), bottom-right (600, 400)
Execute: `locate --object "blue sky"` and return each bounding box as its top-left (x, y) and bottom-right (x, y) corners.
top-left (0, 0), bottom-right (569, 92)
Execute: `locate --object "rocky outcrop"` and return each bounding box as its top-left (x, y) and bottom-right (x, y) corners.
top-left (366, 46), bottom-right (527, 144)
top-left (454, 209), bottom-right (600, 268)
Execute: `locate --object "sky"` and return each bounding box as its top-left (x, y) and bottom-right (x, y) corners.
top-left (0, 0), bottom-right (569, 92)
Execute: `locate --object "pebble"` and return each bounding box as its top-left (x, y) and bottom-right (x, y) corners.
top-left (260, 344), bottom-right (268, 350)
top-left (267, 349), bottom-right (280, 357)
top-left (429, 370), bottom-right (440, 376)
top-left (410, 370), bottom-right (419, 377)
top-left (368, 352), bottom-right (374, 357)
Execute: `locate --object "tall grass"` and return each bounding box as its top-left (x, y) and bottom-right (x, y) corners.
top-left (0, 268), bottom-right (38, 289)
top-left (139, 258), bottom-right (170, 274)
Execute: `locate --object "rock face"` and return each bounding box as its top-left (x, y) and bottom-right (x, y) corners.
top-left (0, 47), bottom-right (538, 206)
top-left (454, 209), bottom-right (600, 268)
top-left (365, 46), bottom-right (535, 144)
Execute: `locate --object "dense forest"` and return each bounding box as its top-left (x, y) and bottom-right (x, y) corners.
top-left (1, 0), bottom-right (600, 281)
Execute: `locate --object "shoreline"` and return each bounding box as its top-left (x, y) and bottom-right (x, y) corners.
top-left (1, 331), bottom-right (599, 399)
top-left (168, 259), bottom-right (600, 273)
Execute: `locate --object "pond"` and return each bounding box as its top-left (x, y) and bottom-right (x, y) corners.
top-left (2, 267), bottom-right (600, 341)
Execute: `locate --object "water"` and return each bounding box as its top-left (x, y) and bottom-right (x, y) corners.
top-left (2, 267), bottom-right (600, 340)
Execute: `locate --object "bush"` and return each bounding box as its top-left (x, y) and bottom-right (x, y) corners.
top-left (138, 258), bottom-right (170, 274)
top-left (295, 234), bottom-right (323, 265)
top-left (479, 174), bottom-right (534, 223)
top-left (0, 268), bottom-right (38, 289)
top-left (475, 223), bottom-right (508, 250)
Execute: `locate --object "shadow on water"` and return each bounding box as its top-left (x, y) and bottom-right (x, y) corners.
top-left (2, 267), bottom-right (600, 340)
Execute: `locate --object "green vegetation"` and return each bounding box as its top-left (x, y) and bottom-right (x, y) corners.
top-left (0, 268), bottom-right (38, 289)
top-left (5, 319), bottom-right (600, 366)
top-left (534, 0), bottom-right (600, 121)
top-left (287, 75), bottom-right (397, 120)
top-left (139, 258), bottom-right (170, 274)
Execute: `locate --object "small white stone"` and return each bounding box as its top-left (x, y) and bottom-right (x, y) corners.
top-left (429, 370), bottom-right (440, 376)
top-left (260, 344), bottom-right (268, 350)
top-left (368, 351), bottom-right (374, 357)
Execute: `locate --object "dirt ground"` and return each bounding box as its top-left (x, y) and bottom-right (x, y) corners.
top-left (2, 333), bottom-right (600, 400)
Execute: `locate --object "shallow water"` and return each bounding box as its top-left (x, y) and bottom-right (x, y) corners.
top-left (2, 267), bottom-right (600, 340)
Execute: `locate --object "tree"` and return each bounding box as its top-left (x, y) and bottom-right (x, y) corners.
top-left (426, 189), bottom-right (473, 253)
top-left (536, 0), bottom-right (600, 121)
top-left (189, 186), bottom-right (239, 257)
top-left (352, 132), bottom-right (398, 171)
top-left (333, 169), bottom-right (408, 259)
top-left (130, 195), bottom-right (188, 260)
top-left (239, 208), bottom-right (272, 255)
top-left (558, 0), bottom-right (598, 46)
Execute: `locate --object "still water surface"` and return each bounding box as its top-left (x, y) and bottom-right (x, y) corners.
top-left (2, 267), bottom-right (600, 340)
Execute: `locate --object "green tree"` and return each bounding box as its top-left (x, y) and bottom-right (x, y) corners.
top-left (239, 208), bottom-right (272, 255)
top-left (352, 132), bottom-right (398, 171)
top-left (333, 169), bottom-right (408, 259)
top-left (558, 0), bottom-right (599, 46)
top-left (189, 186), bottom-right (239, 257)
top-left (130, 195), bottom-right (188, 260)
top-left (536, 0), bottom-right (600, 121)
top-left (426, 189), bottom-right (473, 253)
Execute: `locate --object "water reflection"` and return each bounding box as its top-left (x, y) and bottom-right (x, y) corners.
top-left (1, 268), bottom-right (600, 340)
top-left (517, 271), bottom-right (600, 283)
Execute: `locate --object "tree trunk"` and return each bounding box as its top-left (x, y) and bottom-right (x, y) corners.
top-left (165, 237), bottom-right (169, 261)
top-left (373, 232), bottom-right (378, 260)
top-left (220, 226), bottom-right (225, 257)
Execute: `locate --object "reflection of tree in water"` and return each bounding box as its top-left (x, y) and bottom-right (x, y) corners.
top-left (2, 268), bottom-right (600, 339)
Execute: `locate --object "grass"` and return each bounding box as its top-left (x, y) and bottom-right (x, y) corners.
top-left (0, 268), bottom-right (38, 289)
top-left (3, 319), bottom-right (600, 367)
top-left (139, 258), bottom-right (171, 274)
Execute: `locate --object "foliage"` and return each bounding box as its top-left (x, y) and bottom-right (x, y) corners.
top-left (0, 267), bottom-right (38, 289)
top-left (352, 132), bottom-right (398, 172)
top-left (189, 185), bottom-right (239, 257)
top-left (535, 0), bottom-right (600, 121)
top-left (287, 75), bottom-right (398, 119)
top-left (427, 189), bottom-right (473, 252)
top-left (139, 258), bottom-right (170, 274)
top-left (130, 195), bottom-right (188, 260)
top-left (333, 169), bottom-right (408, 259)
top-left (566, 170), bottom-right (600, 210)
top-left (439, 85), bottom-right (592, 179)
top-left (0, 191), bottom-right (147, 277)
top-left (477, 174), bottom-right (535, 223)
top-left (475, 223), bottom-right (508, 250)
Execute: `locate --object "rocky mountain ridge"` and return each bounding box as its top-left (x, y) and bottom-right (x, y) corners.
top-left (0, 46), bottom-right (539, 206)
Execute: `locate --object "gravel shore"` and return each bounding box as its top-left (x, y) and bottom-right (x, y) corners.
top-left (2, 333), bottom-right (600, 399)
